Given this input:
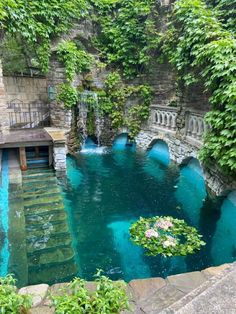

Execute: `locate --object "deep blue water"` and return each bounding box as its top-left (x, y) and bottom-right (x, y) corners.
top-left (61, 137), bottom-right (236, 282)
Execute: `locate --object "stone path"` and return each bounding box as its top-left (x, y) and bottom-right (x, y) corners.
top-left (16, 263), bottom-right (236, 313)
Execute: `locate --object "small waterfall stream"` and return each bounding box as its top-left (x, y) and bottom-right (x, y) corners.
top-left (78, 91), bottom-right (102, 145)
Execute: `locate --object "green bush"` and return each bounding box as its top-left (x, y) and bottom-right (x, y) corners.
top-left (50, 271), bottom-right (129, 314)
top-left (0, 275), bottom-right (32, 314)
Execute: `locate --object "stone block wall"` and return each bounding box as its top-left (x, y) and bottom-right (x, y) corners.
top-left (0, 60), bottom-right (9, 138)
top-left (3, 76), bottom-right (48, 104)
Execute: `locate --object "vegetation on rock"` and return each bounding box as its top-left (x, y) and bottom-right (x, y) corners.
top-left (0, 275), bottom-right (32, 313)
top-left (50, 270), bottom-right (129, 314)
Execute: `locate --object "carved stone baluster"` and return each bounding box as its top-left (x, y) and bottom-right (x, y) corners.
top-left (171, 113), bottom-right (177, 130)
top-left (166, 112), bottom-right (171, 129)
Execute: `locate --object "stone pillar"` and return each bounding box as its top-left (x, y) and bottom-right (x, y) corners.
top-left (0, 60), bottom-right (9, 141)
top-left (53, 142), bottom-right (67, 171)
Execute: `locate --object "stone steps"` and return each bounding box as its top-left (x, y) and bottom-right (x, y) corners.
top-left (22, 168), bottom-right (77, 285)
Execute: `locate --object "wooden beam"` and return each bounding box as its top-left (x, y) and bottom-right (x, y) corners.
top-left (19, 147), bottom-right (27, 171)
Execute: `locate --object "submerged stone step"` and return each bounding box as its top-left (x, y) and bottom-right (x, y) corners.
top-left (24, 206), bottom-right (65, 217)
top-left (28, 247), bottom-right (75, 267)
top-left (28, 260), bottom-right (77, 286)
top-left (25, 220), bottom-right (69, 237)
top-left (24, 201), bottom-right (64, 214)
top-left (23, 177), bottom-right (57, 185)
top-left (23, 168), bottom-right (54, 175)
top-left (24, 194), bottom-right (62, 207)
top-left (26, 233), bottom-right (72, 254)
top-left (23, 179), bottom-right (57, 190)
top-left (26, 219), bottom-right (68, 232)
top-left (25, 211), bottom-right (67, 226)
top-left (22, 172), bottom-right (55, 181)
top-left (23, 188), bottom-right (60, 199)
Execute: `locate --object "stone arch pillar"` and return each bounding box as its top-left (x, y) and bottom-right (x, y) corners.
top-left (0, 60), bottom-right (9, 141)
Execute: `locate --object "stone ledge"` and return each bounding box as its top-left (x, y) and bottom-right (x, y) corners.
top-left (15, 263), bottom-right (231, 313)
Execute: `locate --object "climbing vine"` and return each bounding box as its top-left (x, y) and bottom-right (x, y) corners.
top-left (98, 72), bottom-right (153, 138)
top-left (57, 83), bottom-right (79, 109)
top-left (91, 0), bottom-right (160, 78)
top-left (0, 0), bottom-right (88, 72)
top-left (56, 40), bottom-right (94, 108)
top-left (57, 41), bottom-right (93, 82)
top-left (163, 0), bottom-right (236, 173)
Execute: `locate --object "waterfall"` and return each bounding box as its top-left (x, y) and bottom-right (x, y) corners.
top-left (78, 91), bottom-right (102, 145)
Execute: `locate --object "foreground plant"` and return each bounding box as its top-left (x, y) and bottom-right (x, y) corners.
top-left (50, 270), bottom-right (129, 314)
top-left (130, 216), bottom-right (205, 257)
top-left (0, 275), bottom-right (32, 313)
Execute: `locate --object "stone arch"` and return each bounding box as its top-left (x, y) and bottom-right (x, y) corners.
top-left (147, 138), bottom-right (169, 151)
top-left (180, 157), bottom-right (204, 177)
top-left (147, 138), bottom-right (170, 166)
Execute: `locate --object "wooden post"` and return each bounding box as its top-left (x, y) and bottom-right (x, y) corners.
top-left (19, 147), bottom-right (27, 171)
top-left (35, 146), bottom-right (40, 157)
top-left (48, 145), bottom-right (53, 167)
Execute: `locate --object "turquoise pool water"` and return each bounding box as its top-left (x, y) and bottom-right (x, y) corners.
top-left (1, 139), bottom-right (236, 285)
top-left (61, 138), bottom-right (236, 282)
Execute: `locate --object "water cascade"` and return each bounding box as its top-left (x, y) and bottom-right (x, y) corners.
top-left (78, 91), bottom-right (102, 145)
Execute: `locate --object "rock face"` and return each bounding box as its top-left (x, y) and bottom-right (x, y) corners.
top-left (18, 284), bottom-right (49, 307)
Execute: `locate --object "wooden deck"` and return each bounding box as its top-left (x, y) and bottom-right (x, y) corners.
top-left (0, 129), bottom-right (53, 148)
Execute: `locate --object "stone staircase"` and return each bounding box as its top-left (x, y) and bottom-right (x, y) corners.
top-left (22, 168), bottom-right (77, 285)
top-left (126, 263), bottom-right (234, 313)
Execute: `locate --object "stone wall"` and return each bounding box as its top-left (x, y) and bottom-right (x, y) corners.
top-left (135, 129), bottom-right (236, 195)
top-left (3, 76), bottom-right (48, 104)
top-left (0, 60), bottom-right (9, 139)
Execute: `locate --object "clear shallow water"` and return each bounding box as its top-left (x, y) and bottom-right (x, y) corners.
top-left (61, 141), bottom-right (236, 282)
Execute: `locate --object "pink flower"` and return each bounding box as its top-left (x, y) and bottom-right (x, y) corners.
top-left (155, 218), bottom-right (173, 230)
top-left (145, 229), bottom-right (159, 238)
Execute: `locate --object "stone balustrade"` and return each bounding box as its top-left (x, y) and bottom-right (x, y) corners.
top-left (149, 105), bottom-right (207, 143)
top-left (186, 111), bottom-right (207, 141)
top-left (150, 105), bottom-right (178, 132)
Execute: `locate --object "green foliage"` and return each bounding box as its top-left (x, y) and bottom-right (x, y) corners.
top-left (50, 270), bottom-right (129, 314)
top-left (0, 0), bottom-right (88, 72)
top-left (98, 72), bottom-right (152, 138)
top-left (163, 0), bottom-right (236, 173)
top-left (57, 83), bottom-right (79, 108)
top-left (0, 35), bottom-right (29, 74)
top-left (0, 275), bottom-right (32, 313)
top-left (57, 41), bottom-right (93, 82)
top-left (130, 216), bottom-right (205, 257)
top-left (91, 0), bottom-right (160, 78)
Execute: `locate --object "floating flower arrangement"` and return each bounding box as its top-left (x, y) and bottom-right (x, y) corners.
top-left (130, 216), bottom-right (205, 257)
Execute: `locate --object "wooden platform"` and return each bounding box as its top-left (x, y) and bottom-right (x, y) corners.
top-left (0, 129), bottom-right (53, 148)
